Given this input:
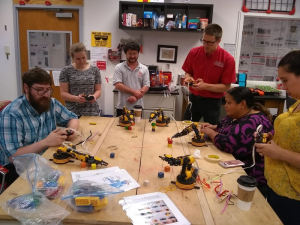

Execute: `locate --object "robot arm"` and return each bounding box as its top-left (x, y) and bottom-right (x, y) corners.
top-left (192, 124), bottom-right (204, 141)
top-left (159, 154), bottom-right (182, 166)
top-left (149, 109), bottom-right (170, 126)
top-left (172, 123), bottom-right (204, 140)
top-left (149, 109), bottom-right (160, 122)
top-left (172, 123), bottom-right (198, 139)
top-left (56, 146), bottom-right (108, 166)
top-left (159, 154), bottom-right (196, 180)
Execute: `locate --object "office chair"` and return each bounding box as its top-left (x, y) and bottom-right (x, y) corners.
top-left (0, 165), bottom-right (8, 194)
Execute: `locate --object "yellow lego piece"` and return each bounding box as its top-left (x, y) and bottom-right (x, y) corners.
top-left (58, 176), bottom-right (66, 186)
top-left (90, 197), bottom-right (100, 206)
top-left (75, 197), bottom-right (91, 206)
top-left (94, 156), bottom-right (101, 161)
top-left (91, 163), bottom-right (97, 170)
top-left (89, 122), bottom-right (97, 125)
top-left (94, 197), bottom-right (108, 210)
top-left (36, 181), bottom-right (43, 188)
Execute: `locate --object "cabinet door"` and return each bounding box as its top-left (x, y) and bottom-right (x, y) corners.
top-left (144, 95), bottom-right (175, 110)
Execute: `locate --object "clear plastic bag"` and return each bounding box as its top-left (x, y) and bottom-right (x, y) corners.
top-left (61, 180), bottom-right (123, 213)
top-left (166, 20), bottom-right (175, 31)
top-left (13, 153), bottom-right (65, 199)
top-left (1, 192), bottom-right (70, 225)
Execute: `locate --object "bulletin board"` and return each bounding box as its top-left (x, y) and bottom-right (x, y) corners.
top-left (238, 16), bottom-right (300, 81)
top-left (27, 30), bottom-right (72, 70)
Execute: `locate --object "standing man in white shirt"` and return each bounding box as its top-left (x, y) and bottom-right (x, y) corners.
top-left (113, 42), bottom-right (150, 116)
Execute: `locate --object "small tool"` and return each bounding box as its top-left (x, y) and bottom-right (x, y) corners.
top-left (83, 95), bottom-right (95, 101)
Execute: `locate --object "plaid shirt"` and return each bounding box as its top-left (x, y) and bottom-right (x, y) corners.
top-left (0, 95), bottom-right (77, 166)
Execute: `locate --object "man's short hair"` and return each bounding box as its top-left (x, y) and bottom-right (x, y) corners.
top-left (204, 24), bottom-right (223, 40)
top-left (22, 67), bottom-right (52, 87)
top-left (123, 42), bottom-right (140, 54)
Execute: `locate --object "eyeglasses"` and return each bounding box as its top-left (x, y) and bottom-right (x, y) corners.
top-left (31, 87), bottom-right (54, 96)
top-left (200, 38), bottom-right (218, 46)
top-left (127, 52), bottom-right (138, 57)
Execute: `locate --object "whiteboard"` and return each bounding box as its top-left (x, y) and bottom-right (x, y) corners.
top-left (27, 30), bottom-right (72, 70)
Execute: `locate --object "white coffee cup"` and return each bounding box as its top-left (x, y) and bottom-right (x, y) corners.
top-left (133, 105), bottom-right (142, 123)
top-left (236, 175), bottom-right (257, 211)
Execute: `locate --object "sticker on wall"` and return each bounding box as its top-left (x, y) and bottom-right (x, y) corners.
top-left (91, 59), bottom-right (106, 71)
top-left (91, 32), bottom-right (112, 47)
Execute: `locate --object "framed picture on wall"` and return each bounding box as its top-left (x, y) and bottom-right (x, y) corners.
top-left (157, 45), bottom-right (178, 63)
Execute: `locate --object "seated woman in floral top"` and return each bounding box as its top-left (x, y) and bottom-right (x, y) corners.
top-left (201, 86), bottom-right (274, 197)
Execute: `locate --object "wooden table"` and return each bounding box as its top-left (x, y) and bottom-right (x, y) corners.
top-left (0, 117), bottom-right (282, 225)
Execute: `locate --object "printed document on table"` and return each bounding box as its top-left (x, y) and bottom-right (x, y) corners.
top-left (119, 192), bottom-right (190, 225)
top-left (71, 166), bottom-right (120, 182)
top-left (77, 169), bottom-right (140, 191)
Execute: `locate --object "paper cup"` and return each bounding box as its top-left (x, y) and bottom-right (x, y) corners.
top-left (133, 105), bottom-right (142, 123)
top-left (133, 109), bottom-right (142, 117)
top-left (236, 175), bottom-right (257, 211)
top-left (135, 117), bottom-right (141, 123)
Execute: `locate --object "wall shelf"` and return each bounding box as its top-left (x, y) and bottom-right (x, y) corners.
top-left (119, 1), bottom-right (213, 33)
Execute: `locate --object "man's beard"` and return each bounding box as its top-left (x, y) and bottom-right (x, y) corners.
top-left (28, 91), bottom-right (51, 114)
top-left (127, 57), bottom-right (137, 63)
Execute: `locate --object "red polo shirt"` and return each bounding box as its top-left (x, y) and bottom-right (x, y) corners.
top-left (182, 46), bottom-right (236, 98)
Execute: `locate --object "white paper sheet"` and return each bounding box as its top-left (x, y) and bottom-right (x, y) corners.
top-left (52, 71), bottom-right (61, 86)
top-left (71, 166), bottom-right (120, 182)
top-left (119, 192), bottom-right (190, 225)
top-left (91, 47), bottom-right (108, 61)
top-left (224, 43), bottom-right (235, 58)
top-left (77, 169), bottom-right (140, 191)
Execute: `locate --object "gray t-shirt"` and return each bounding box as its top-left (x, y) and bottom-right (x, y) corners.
top-left (113, 61), bottom-right (150, 109)
top-left (59, 64), bottom-right (101, 117)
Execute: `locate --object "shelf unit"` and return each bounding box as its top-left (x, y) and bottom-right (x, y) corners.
top-left (119, 1), bottom-right (214, 32)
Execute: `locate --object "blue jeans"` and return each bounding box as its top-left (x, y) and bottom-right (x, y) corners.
top-left (267, 186), bottom-right (300, 225)
top-left (183, 94), bottom-right (222, 125)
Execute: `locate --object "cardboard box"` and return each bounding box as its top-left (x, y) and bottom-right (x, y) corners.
top-left (126, 13), bottom-right (133, 26)
top-left (188, 22), bottom-right (198, 29)
top-left (150, 12), bottom-right (158, 29)
top-left (144, 11), bottom-right (155, 18)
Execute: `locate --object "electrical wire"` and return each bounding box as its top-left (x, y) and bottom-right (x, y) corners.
top-left (196, 125), bottom-right (262, 182)
top-left (187, 83), bottom-right (193, 121)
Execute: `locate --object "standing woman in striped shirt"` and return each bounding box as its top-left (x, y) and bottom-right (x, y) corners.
top-left (59, 43), bottom-right (102, 117)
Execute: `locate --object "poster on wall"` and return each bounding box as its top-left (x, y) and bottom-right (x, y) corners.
top-left (91, 32), bottom-right (112, 47)
top-left (239, 17), bottom-right (300, 81)
top-left (28, 31), bottom-right (71, 70)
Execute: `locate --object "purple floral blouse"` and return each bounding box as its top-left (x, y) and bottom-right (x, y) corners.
top-left (215, 112), bottom-right (274, 186)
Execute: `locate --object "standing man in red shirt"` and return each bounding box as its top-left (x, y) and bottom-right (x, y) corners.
top-left (183, 23), bottom-right (236, 125)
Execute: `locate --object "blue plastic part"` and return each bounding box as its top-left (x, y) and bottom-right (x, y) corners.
top-left (238, 73), bottom-right (247, 87)
top-left (43, 181), bottom-right (57, 187)
top-left (101, 115), bottom-right (113, 117)
top-left (97, 195), bottom-right (105, 199)
top-left (76, 204), bottom-right (94, 213)
top-left (110, 153), bottom-right (115, 158)
top-left (158, 172), bottom-right (164, 178)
